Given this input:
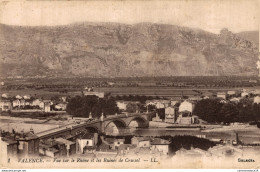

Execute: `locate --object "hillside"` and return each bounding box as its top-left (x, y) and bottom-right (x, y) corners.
top-left (0, 22), bottom-right (259, 78)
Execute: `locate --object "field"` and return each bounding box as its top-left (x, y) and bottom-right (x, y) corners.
top-left (95, 86), bottom-right (259, 98)
top-left (1, 76), bottom-right (259, 99)
top-left (2, 86), bottom-right (260, 100)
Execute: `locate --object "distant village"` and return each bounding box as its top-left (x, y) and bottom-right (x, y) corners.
top-left (1, 86), bottom-right (260, 161)
top-left (1, 87), bottom-right (260, 124)
top-left (0, 94), bottom-right (67, 113)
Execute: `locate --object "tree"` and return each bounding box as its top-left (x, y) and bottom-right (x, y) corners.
top-left (147, 104), bottom-right (156, 112)
top-left (66, 95), bottom-right (119, 118)
top-left (193, 99), bottom-right (223, 123)
top-left (252, 103), bottom-right (260, 121)
top-left (126, 103), bottom-right (139, 113)
top-left (219, 103), bottom-right (239, 123)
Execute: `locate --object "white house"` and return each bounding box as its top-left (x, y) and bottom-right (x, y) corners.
top-left (254, 96), bottom-right (260, 104)
top-left (23, 95), bottom-right (31, 100)
top-left (241, 92), bottom-right (249, 97)
top-left (32, 99), bottom-right (44, 109)
top-left (20, 99), bottom-right (26, 107)
top-left (1, 93), bottom-right (8, 98)
top-left (116, 101), bottom-right (128, 110)
top-left (12, 100), bottom-right (20, 107)
top-left (83, 91), bottom-right (104, 98)
top-left (44, 102), bottom-right (51, 112)
top-left (15, 95), bottom-right (22, 99)
top-left (227, 91), bottom-right (236, 95)
top-left (179, 101), bottom-right (193, 113)
top-left (217, 92), bottom-right (226, 99)
top-left (55, 103), bottom-right (67, 111)
top-left (230, 98), bottom-right (240, 103)
top-left (165, 106), bottom-right (175, 123)
top-left (146, 100), bottom-right (170, 109)
top-left (76, 133), bottom-right (95, 154)
top-left (0, 100), bottom-right (12, 111)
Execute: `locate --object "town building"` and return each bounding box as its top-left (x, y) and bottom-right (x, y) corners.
top-left (112, 138), bottom-right (125, 149)
top-left (83, 91), bottom-right (105, 98)
top-left (0, 135), bottom-right (18, 162)
top-left (179, 101), bottom-right (193, 115)
top-left (230, 97), bottom-right (241, 103)
top-left (176, 101), bottom-right (197, 124)
top-left (145, 100), bottom-right (170, 109)
top-left (20, 99), bottom-right (26, 107)
top-left (131, 136), bottom-right (150, 148)
top-left (1, 93), bottom-right (8, 99)
top-left (39, 138), bottom-right (74, 158)
top-left (32, 99), bottom-right (44, 109)
top-left (117, 144), bottom-right (137, 156)
top-left (116, 101), bottom-right (140, 111)
top-left (44, 102), bottom-right (51, 112)
top-left (54, 138), bottom-right (76, 157)
top-left (76, 133), bottom-right (97, 154)
top-left (253, 89), bottom-right (260, 95)
top-left (0, 100), bottom-right (12, 112)
top-left (15, 95), bottom-right (22, 99)
top-left (23, 95), bottom-right (31, 100)
top-left (217, 92), bottom-right (227, 99)
top-left (17, 131), bottom-right (40, 157)
top-left (164, 106), bottom-right (175, 123)
top-left (253, 96), bottom-right (260, 104)
top-left (150, 138), bottom-right (170, 155)
top-left (241, 91), bottom-right (249, 97)
top-left (227, 91), bottom-right (236, 96)
top-left (176, 116), bottom-right (198, 125)
top-left (55, 103), bottom-right (67, 111)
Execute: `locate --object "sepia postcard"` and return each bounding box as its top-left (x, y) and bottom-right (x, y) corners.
top-left (0, 0), bottom-right (260, 169)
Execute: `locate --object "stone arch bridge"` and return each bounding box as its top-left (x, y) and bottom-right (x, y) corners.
top-left (36, 113), bottom-right (153, 140)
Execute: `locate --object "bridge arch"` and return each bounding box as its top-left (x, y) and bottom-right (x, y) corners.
top-left (104, 119), bottom-right (128, 134)
top-left (105, 119), bottom-right (127, 129)
top-left (85, 126), bottom-right (100, 133)
top-left (73, 125), bottom-right (100, 136)
top-left (127, 116), bottom-right (148, 128)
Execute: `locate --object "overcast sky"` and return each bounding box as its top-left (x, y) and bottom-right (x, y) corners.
top-left (0, 0), bottom-right (259, 34)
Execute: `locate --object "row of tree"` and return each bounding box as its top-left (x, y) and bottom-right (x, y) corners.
top-left (160, 135), bottom-right (216, 155)
top-left (193, 98), bottom-right (260, 123)
top-left (66, 95), bottom-right (119, 118)
top-left (114, 95), bottom-right (163, 104)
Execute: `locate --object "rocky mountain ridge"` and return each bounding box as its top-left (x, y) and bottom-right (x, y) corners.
top-left (0, 22), bottom-right (259, 78)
